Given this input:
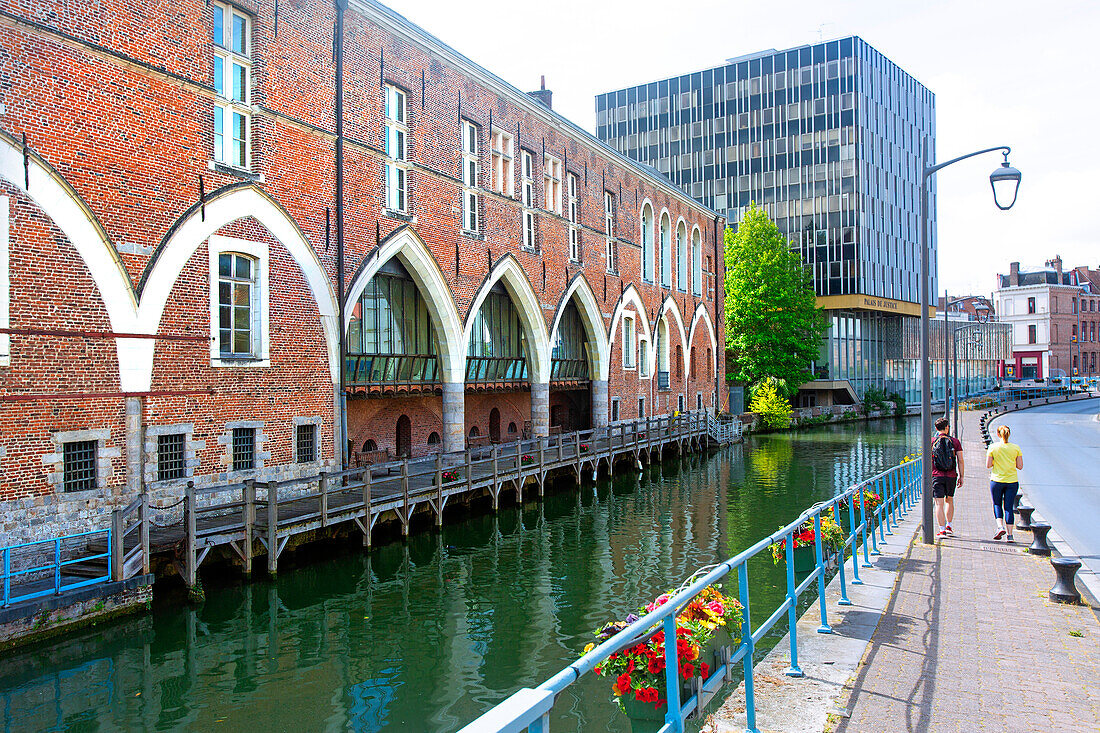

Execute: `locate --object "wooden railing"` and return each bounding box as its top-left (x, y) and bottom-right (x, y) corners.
top-left (172, 412), bottom-right (729, 587)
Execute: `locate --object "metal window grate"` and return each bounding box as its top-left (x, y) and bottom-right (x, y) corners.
top-left (63, 440), bottom-right (97, 492)
top-left (232, 427), bottom-right (255, 472)
top-left (296, 424), bottom-right (316, 464)
top-left (158, 433), bottom-right (186, 481)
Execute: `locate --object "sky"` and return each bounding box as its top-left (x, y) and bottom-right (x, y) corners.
top-left (382, 0), bottom-right (1099, 298)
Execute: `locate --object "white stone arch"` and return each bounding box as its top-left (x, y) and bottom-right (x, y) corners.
top-left (548, 274), bottom-right (610, 381)
top-left (0, 136), bottom-right (340, 392)
top-left (675, 217), bottom-right (688, 290)
top-left (0, 131), bottom-right (139, 376)
top-left (688, 304), bottom-right (718, 380)
top-left (142, 186), bottom-right (339, 385)
top-left (609, 284), bottom-right (653, 373)
top-left (656, 296), bottom-right (689, 360)
top-left (463, 254), bottom-right (551, 384)
top-left (344, 226), bottom-right (465, 383)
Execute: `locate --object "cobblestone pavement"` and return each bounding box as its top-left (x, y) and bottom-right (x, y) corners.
top-left (835, 409), bottom-right (1100, 733)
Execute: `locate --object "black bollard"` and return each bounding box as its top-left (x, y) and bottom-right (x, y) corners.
top-left (1014, 494), bottom-right (1022, 511)
top-left (1016, 506), bottom-right (1035, 531)
top-left (1028, 522), bottom-right (1054, 556)
top-left (1049, 557), bottom-right (1082, 604)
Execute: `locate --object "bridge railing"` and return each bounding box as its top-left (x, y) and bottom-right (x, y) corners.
top-left (2, 529), bottom-right (113, 608)
top-left (457, 456), bottom-right (924, 733)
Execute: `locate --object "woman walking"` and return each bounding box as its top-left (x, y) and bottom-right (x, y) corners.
top-left (986, 424), bottom-right (1023, 542)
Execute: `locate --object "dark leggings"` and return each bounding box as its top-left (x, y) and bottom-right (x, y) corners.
top-left (990, 481), bottom-right (1019, 524)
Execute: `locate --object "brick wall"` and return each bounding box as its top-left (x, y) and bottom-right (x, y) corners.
top-left (0, 0), bottom-right (724, 539)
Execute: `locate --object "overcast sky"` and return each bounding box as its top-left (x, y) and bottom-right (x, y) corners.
top-left (383, 0), bottom-right (1099, 298)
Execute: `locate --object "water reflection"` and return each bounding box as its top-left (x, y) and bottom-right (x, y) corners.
top-left (0, 419), bottom-right (917, 732)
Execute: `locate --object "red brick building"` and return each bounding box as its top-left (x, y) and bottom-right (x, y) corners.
top-left (0, 0), bottom-right (725, 540)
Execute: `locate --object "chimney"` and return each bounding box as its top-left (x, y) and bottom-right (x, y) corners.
top-left (1009, 261), bottom-right (1020, 287)
top-left (1054, 254), bottom-right (1063, 282)
top-left (527, 75), bottom-right (552, 110)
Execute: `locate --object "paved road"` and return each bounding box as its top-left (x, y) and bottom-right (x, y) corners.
top-left (990, 397), bottom-right (1100, 594)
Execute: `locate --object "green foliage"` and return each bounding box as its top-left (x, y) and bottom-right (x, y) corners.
top-left (861, 387), bottom-right (887, 415)
top-left (724, 205), bottom-right (825, 395)
top-left (749, 378), bottom-right (792, 429)
top-left (886, 391), bottom-right (907, 417)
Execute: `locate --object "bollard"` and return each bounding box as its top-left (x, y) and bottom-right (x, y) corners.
top-left (1014, 494), bottom-right (1022, 511)
top-left (1016, 506), bottom-right (1035, 531)
top-left (1028, 522), bottom-right (1054, 556)
top-left (1049, 557), bottom-right (1082, 604)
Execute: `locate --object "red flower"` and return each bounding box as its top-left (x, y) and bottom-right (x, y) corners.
top-left (634, 687), bottom-right (648, 701)
top-left (614, 673), bottom-right (632, 695)
top-left (701, 662), bottom-right (710, 678)
top-left (626, 658), bottom-right (635, 673)
top-left (680, 662), bottom-right (695, 679)
top-left (647, 658), bottom-right (663, 674)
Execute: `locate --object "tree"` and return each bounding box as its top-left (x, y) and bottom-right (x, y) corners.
top-left (724, 204), bottom-right (825, 395)
top-left (749, 378), bottom-right (792, 429)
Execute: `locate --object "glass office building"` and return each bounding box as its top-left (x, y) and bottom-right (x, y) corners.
top-left (597, 37), bottom-right (945, 403)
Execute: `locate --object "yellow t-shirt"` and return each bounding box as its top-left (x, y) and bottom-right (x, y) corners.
top-left (986, 442), bottom-right (1022, 483)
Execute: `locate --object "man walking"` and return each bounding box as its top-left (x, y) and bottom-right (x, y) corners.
top-left (932, 416), bottom-right (964, 538)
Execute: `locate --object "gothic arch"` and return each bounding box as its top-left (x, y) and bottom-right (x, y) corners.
top-left (656, 295), bottom-right (689, 364)
top-left (688, 304), bottom-right (718, 379)
top-left (344, 225), bottom-right (464, 382)
top-left (143, 185), bottom-right (340, 385)
top-left (608, 284), bottom-right (653, 373)
top-left (548, 273), bottom-right (610, 381)
top-left (463, 253), bottom-right (551, 384)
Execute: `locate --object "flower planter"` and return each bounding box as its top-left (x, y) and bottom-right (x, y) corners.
top-left (793, 544), bottom-right (820, 575)
top-left (699, 625), bottom-right (735, 673)
top-left (620, 695), bottom-right (668, 733)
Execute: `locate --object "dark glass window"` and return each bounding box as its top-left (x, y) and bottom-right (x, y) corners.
top-left (466, 285), bottom-right (529, 382)
top-left (232, 427), bottom-right (256, 471)
top-left (1028, 325), bottom-right (1036, 344)
top-left (218, 252), bottom-right (256, 356)
top-left (63, 440), bottom-right (97, 493)
top-left (158, 433), bottom-right (186, 481)
top-left (551, 301), bottom-right (589, 380)
top-left (296, 424), bottom-right (316, 464)
top-left (1027, 297), bottom-right (1035, 314)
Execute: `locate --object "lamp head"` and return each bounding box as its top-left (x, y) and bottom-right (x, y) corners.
top-left (990, 151), bottom-right (1022, 211)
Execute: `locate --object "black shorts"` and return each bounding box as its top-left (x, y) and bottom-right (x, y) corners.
top-left (932, 475), bottom-right (956, 498)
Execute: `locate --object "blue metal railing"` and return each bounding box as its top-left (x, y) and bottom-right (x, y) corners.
top-left (1, 529), bottom-right (112, 608)
top-left (458, 456), bottom-right (923, 733)
top-left (958, 386), bottom-right (1070, 411)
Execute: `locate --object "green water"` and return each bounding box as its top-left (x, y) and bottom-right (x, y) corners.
top-left (0, 419), bottom-right (918, 732)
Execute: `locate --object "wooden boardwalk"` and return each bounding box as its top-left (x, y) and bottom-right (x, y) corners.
top-left (154, 412), bottom-right (734, 590)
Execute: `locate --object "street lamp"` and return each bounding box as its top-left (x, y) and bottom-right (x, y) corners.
top-left (919, 144), bottom-right (1021, 545)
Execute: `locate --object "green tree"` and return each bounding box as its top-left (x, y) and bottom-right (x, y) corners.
top-left (749, 378), bottom-right (793, 429)
top-left (724, 204), bottom-right (825, 395)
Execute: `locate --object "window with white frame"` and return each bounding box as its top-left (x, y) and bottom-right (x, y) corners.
top-left (461, 120), bottom-right (479, 231)
top-left (659, 212), bottom-right (671, 287)
top-left (622, 315), bottom-right (635, 369)
top-left (210, 236), bottom-right (269, 366)
top-left (567, 172), bottom-right (579, 261)
top-left (212, 2), bottom-right (251, 168)
top-left (384, 85), bottom-right (408, 213)
top-left (641, 203), bottom-right (654, 282)
top-left (522, 150), bottom-right (535, 249)
top-left (692, 228), bottom-right (702, 296)
top-left (676, 221), bottom-right (687, 291)
top-left (544, 155), bottom-right (562, 214)
top-left (491, 129), bottom-right (514, 197)
top-left (604, 191), bottom-right (616, 272)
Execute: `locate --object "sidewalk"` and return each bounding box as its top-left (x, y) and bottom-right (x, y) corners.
top-left (834, 408), bottom-right (1100, 733)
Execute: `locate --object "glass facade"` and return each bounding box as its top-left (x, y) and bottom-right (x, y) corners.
top-left (346, 259), bottom-right (441, 385)
top-left (596, 36), bottom-right (946, 401)
top-left (466, 284), bottom-right (529, 383)
top-left (551, 301), bottom-right (589, 381)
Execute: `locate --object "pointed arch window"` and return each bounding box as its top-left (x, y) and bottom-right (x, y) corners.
top-left (551, 300), bottom-right (589, 383)
top-left (346, 259), bottom-right (441, 390)
top-left (466, 284), bottom-right (529, 385)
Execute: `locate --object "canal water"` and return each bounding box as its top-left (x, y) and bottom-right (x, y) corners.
top-left (0, 418), bottom-right (918, 732)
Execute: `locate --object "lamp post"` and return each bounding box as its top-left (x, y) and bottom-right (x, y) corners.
top-left (919, 145), bottom-right (1021, 545)
top-left (952, 315), bottom-right (990, 437)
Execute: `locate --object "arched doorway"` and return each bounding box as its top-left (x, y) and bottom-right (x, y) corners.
top-left (489, 408), bottom-right (501, 443)
top-left (396, 415), bottom-right (411, 457)
top-left (549, 299), bottom-right (593, 430)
